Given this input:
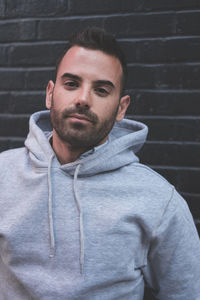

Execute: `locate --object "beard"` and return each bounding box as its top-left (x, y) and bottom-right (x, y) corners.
top-left (49, 96), bottom-right (119, 150)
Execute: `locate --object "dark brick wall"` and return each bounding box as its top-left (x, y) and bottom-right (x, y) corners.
top-left (0, 2), bottom-right (199, 298)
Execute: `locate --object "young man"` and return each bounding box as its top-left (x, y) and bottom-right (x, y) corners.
top-left (0, 27), bottom-right (200, 300)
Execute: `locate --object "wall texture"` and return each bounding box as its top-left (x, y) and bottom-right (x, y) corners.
top-left (0, 1), bottom-right (200, 298)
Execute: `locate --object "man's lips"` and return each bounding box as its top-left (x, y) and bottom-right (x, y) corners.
top-left (62, 109), bottom-right (98, 124)
top-left (67, 114), bottom-right (93, 123)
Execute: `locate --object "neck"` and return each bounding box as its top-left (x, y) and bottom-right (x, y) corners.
top-left (51, 130), bottom-right (87, 164)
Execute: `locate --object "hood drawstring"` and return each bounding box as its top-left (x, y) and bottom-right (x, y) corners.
top-left (73, 164), bottom-right (84, 274)
top-left (48, 154), bottom-right (55, 258)
top-left (47, 156), bottom-right (84, 272)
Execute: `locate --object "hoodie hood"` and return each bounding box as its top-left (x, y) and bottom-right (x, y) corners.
top-left (25, 110), bottom-right (148, 175)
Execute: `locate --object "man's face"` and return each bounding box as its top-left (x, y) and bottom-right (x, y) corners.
top-left (46, 46), bottom-right (130, 150)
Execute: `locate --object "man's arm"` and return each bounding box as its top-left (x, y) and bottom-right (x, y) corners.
top-left (142, 188), bottom-right (200, 300)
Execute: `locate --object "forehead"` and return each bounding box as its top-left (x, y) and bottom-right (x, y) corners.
top-left (56, 46), bottom-right (123, 85)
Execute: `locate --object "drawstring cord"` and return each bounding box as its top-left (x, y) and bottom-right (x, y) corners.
top-left (48, 154), bottom-right (55, 258)
top-left (47, 157), bottom-right (84, 273)
top-left (73, 164), bottom-right (84, 274)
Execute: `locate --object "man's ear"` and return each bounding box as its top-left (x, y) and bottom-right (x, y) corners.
top-left (46, 80), bottom-right (54, 109)
top-left (115, 95), bottom-right (130, 122)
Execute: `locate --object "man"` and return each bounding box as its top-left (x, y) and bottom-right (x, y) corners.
top-left (0, 27), bottom-right (200, 300)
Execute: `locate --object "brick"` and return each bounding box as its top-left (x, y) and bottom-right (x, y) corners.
top-left (132, 116), bottom-right (200, 142)
top-left (37, 13), bottom-right (200, 41)
top-left (183, 193), bottom-right (200, 219)
top-left (10, 43), bottom-right (66, 66)
top-left (0, 114), bottom-right (29, 137)
top-left (0, 93), bottom-right (10, 113)
top-left (139, 142), bottom-right (200, 167)
top-left (5, 0), bottom-right (69, 17)
top-left (154, 166), bottom-right (200, 193)
top-left (142, 0), bottom-right (200, 11)
top-left (70, 0), bottom-right (200, 14)
top-left (0, 20), bottom-right (36, 42)
top-left (0, 137), bottom-right (24, 153)
top-left (0, 1), bottom-right (5, 17)
top-left (176, 12), bottom-right (200, 35)
top-left (25, 68), bottom-right (55, 90)
top-left (121, 37), bottom-right (200, 64)
top-left (0, 69), bottom-right (26, 90)
top-left (0, 92), bottom-right (45, 114)
top-left (127, 65), bottom-right (155, 89)
top-left (13, 92), bottom-right (45, 114)
top-left (127, 64), bottom-right (200, 89)
top-left (105, 12), bottom-right (200, 38)
top-left (126, 90), bottom-right (200, 116)
top-left (69, 0), bottom-right (138, 14)
top-left (0, 68), bottom-right (54, 92)
top-left (104, 14), bottom-right (176, 38)
top-left (38, 18), bottom-right (104, 41)
top-left (0, 46), bottom-right (8, 66)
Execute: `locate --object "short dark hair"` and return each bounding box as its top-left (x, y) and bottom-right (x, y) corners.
top-left (56, 27), bottom-right (127, 92)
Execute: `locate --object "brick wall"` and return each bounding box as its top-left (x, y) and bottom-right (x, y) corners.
top-left (0, 2), bottom-right (199, 298)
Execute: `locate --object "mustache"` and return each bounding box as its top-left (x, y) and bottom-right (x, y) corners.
top-left (62, 107), bottom-right (98, 124)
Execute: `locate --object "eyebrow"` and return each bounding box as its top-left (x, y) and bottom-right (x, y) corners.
top-left (94, 80), bottom-right (115, 89)
top-left (61, 73), bottom-right (81, 81)
top-left (61, 72), bottom-right (115, 89)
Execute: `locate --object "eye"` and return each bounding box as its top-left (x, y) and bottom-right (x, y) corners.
top-left (95, 87), bottom-right (109, 97)
top-left (64, 81), bottom-right (79, 89)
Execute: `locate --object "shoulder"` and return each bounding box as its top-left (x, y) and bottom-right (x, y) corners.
top-left (125, 161), bottom-right (172, 190)
top-left (122, 162), bottom-right (177, 214)
top-left (124, 162), bottom-right (195, 234)
top-left (0, 147), bottom-right (27, 162)
top-left (0, 148), bottom-right (28, 176)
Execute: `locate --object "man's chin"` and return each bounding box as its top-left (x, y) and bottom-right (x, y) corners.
top-left (57, 130), bottom-right (93, 147)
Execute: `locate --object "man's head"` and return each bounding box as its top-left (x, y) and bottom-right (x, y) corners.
top-left (46, 27), bottom-right (130, 153)
top-left (56, 27), bottom-right (128, 94)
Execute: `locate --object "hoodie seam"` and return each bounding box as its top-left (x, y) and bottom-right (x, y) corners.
top-left (150, 186), bottom-right (175, 244)
top-left (132, 163), bottom-right (173, 186)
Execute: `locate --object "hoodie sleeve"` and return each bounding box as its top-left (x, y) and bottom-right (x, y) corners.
top-left (142, 188), bottom-right (200, 300)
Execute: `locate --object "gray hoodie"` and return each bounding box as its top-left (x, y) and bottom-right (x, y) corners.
top-left (0, 110), bottom-right (200, 300)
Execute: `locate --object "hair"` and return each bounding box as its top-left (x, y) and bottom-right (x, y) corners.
top-left (55, 27), bottom-right (127, 93)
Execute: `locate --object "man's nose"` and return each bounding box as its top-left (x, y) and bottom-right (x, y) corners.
top-left (74, 87), bottom-right (91, 109)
